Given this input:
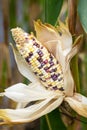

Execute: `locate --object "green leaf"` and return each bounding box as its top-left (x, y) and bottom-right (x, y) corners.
top-left (40, 109), bottom-right (66, 130)
top-left (44, 0), bottom-right (63, 25)
top-left (78, 0), bottom-right (87, 32)
top-left (9, 0), bottom-right (16, 28)
top-left (81, 117), bottom-right (87, 130)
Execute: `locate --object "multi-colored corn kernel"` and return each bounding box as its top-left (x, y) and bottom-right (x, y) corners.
top-left (11, 27), bottom-right (64, 91)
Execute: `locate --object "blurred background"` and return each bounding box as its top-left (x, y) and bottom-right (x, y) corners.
top-left (0, 0), bottom-right (44, 130)
top-left (0, 0), bottom-right (87, 130)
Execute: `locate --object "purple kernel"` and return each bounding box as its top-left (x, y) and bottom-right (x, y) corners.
top-left (29, 52), bottom-right (33, 57)
top-left (51, 74), bottom-right (58, 81)
top-left (32, 38), bottom-right (35, 41)
top-left (25, 57), bottom-right (31, 65)
top-left (50, 55), bottom-right (53, 61)
top-left (59, 87), bottom-right (64, 91)
top-left (33, 42), bottom-right (40, 48)
top-left (38, 66), bottom-right (42, 69)
top-left (41, 62), bottom-right (45, 67)
top-left (37, 57), bottom-right (43, 62)
top-left (41, 46), bottom-right (43, 49)
top-left (50, 70), bottom-right (54, 73)
top-left (25, 37), bottom-right (28, 40)
top-left (53, 86), bottom-right (58, 90)
top-left (57, 61), bottom-right (59, 64)
top-left (52, 68), bottom-right (57, 72)
top-left (44, 67), bottom-right (48, 70)
top-left (34, 72), bottom-right (38, 75)
top-left (49, 61), bottom-right (54, 66)
top-left (25, 57), bottom-right (30, 62)
top-left (37, 49), bottom-right (43, 57)
top-left (43, 59), bottom-right (48, 64)
top-left (46, 69), bottom-right (50, 73)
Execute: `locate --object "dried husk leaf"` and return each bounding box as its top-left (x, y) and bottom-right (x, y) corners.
top-left (11, 44), bottom-right (39, 83)
top-left (0, 95), bottom-right (64, 125)
top-left (1, 82), bottom-right (60, 103)
top-left (65, 93), bottom-right (87, 117)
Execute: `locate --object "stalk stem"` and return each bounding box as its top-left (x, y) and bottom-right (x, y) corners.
top-left (45, 115), bottom-right (52, 130)
top-left (67, 0), bottom-right (81, 129)
top-left (68, 0), bottom-right (80, 92)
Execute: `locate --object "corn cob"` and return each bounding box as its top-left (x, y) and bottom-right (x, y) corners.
top-left (11, 27), bottom-right (64, 91)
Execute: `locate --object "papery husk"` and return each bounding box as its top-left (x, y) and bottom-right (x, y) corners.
top-left (34, 20), bottom-right (72, 59)
top-left (63, 35), bottom-right (83, 96)
top-left (34, 20), bottom-right (59, 57)
top-left (0, 82), bottom-right (62, 103)
top-left (11, 44), bottom-right (39, 83)
top-left (0, 95), bottom-right (64, 125)
top-left (66, 35), bottom-right (83, 64)
top-left (65, 93), bottom-right (87, 117)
